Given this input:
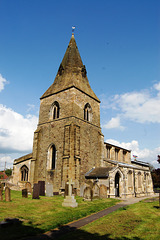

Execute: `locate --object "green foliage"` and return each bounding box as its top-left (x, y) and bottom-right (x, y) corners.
top-left (5, 168), bottom-right (12, 177)
top-left (151, 168), bottom-right (160, 188)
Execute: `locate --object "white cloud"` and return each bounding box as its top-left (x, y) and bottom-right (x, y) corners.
top-left (0, 155), bottom-right (13, 170)
top-left (105, 138), bottom-right (160, 168)
top-left (0, 74), bottom-right (8, 92)
top-left (27, 104), bottom-right (35, 112)
top-left (0, 104), bottom-right (38, 152)
top-left (154, 82), bottom-right (160, 91)
top-left (103, 116), bottom-right (125, 130)
top-left (101, 81), bottom-right (160, 124)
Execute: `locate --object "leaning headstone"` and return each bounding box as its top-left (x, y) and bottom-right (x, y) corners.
top-left (25, 182), bottom-right (32, 193)
top-left (22, 189), bottom-right (28, 198)
top-left (38, 181), bottom-right (45, 196)
top-left (46, 183), bottom-right (53, 197)
top-left (32, 183), bottom-right (39, 199)
top-left (0, 189), bottom-right (3, 201)
top-left (5, 187), bottom-right (11, 202)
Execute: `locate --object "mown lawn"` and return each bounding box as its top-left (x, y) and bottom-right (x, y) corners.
top-left (0, 190), bottom-right (119, 240)
top-left (58, 198), bottom-right (160, 240)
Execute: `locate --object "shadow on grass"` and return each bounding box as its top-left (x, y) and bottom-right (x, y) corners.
top-left (154, 206), bottom-right (160, 209)
top-left (0, 222), bottom-right (43, 240)
top-left (45, 225), bottom-right (142, 240)
top-left (0, 222), bottom-right (142, 240)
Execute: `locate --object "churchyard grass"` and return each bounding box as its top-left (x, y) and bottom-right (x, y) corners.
top-left (0, 190), bottom-right (119, 240)
top-left (58, 198), bottom-right (160, 240)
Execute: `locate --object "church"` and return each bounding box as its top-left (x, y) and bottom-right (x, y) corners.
top-left (12, 33), bottom-right (153, 198)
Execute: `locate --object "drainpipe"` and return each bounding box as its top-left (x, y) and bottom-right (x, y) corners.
top-left (123, 173), bottom-right (126, 199)
top-left (133, 170), bottom-right (136, 197)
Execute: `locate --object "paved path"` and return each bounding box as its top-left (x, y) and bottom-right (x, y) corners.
top-left (22, 194), bottom-right (158, 240)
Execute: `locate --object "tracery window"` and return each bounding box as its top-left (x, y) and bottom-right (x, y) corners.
top-left (21, 165), bottom-right (29, 182)
top-left (84, 103), bottom-right (92, 122)
top-left (50, 101), bottom-right (60, 120)
top-left (47, 144), bottom-right (56, 170)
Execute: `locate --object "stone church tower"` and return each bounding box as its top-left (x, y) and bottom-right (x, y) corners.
top-left (29, 33), bottom-right (104, 194)
top-left (12, 33), bottom-right (154, 198)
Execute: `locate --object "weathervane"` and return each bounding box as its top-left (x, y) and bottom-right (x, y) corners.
top-left (72, 26), bottom-right (75, 34)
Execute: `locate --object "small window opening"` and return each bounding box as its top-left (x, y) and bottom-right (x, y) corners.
top-left (50, 101), bottom-right (60, 120)
top-left (21, 165), bottom-right (29, 182)
top-left (84, 103), bottom-right (92, 122)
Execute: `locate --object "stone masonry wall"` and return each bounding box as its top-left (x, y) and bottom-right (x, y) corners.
top-left (32, 87), bottom-right (103, 193)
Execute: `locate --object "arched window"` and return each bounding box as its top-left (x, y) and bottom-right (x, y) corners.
top-left (50, 101), bottom-right (60, 120)
top-left (47, 144), bottom-right (56, 170)
top-left (21, 165), bottom-right (29, 182)
top-left (84, 103), bottom-right (92, 122)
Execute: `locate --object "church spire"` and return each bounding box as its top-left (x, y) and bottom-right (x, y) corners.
top-left (41, 34), bottom-right (100, 102)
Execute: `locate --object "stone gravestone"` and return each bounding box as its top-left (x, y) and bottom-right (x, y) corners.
top-left (100, 185), bottom-right (107, 198)
top-left (64, 183), bottom-right (68, 197)
top-left (22, 189), bottom-right (28, 198)
top-left (25, 182), bottom-right (32, 194)
top-left (38, 181), bottom-right (45, 196)
top-left (0, 189), bottom-right (3, 201)
top-left (32, 183), bottom-right (39, 199)
top-left (46, 183), bottom-right (53, 197)
top-left (62, 179), bottom-right (78, 207)
top-left (5, 187), bottom-right (11, 202)
top-left (93, 184), bottom-right (100, 198)
top-left (83, 187), bottom-right (92, 201)
top-left (64, 182), bottom-right (75, 197)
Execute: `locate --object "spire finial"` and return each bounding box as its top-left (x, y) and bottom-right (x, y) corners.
top-left (72, 26), bottom-right (75, 36)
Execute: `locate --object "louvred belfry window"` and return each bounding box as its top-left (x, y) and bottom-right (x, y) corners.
top-left (50, 101), bottom-right (60, 120)
top-left (84, 103), bottom-right (92, 122)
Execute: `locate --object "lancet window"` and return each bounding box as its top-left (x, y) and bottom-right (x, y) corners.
top-left (47, 144), bottom-right (56, 170)
top-left (84, 103), bottom-right (92, 122)
top-left (50, 101), bottom-right (60, 120)
top-left (115, 148), bottom-right (119, 161)
top-left (106, 146), bottom-right (111, 159)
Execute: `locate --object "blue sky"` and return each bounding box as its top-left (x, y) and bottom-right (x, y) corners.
top-left (0, 0), bottom-right (160, 170)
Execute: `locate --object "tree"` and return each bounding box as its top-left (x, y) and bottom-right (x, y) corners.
top-left (5, 168), bottom-right (12, 177)
top-left (151, 156), bottom-right (160, 188)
